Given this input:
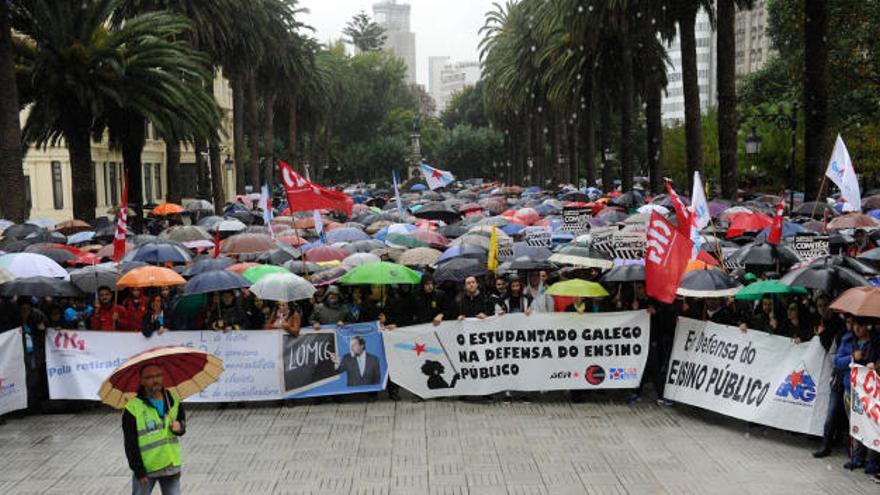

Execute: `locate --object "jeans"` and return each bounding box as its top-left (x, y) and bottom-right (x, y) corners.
top-left (819, 386), bottom-right (846, 451)
top-left (132, 474), bottom-right (181, 495)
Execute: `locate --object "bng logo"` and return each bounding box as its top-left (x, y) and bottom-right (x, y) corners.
top-left (53, 330), bottom-right (85, 351)
top-left (0, 377), bottom-right (15, 398)
top-left (774, 368), bottom-right (816, 403)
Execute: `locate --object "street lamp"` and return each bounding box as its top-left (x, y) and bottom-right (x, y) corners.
top-left (744, 127), bottom-right (762, 155)
top-left (224, 155), bottom-right (234, 171)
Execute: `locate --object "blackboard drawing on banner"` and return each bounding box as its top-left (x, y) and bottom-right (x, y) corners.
top-left (282, 331), bottom-right (338, 395)
top-left (332, 335), bottom-right (381, 386)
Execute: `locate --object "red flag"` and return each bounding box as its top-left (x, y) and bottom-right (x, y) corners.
top-left (767, 197), bottom-right (785, 245)
top-left (112, 172), bottom-right (129, 262)
top-left (665, 179), bottom-right (691, 236)
top-left (212, 226), bottom-right (221, 258)
top-left (645, 212), bottom-right (693, 303)
top-left (278, 161), bottom-right (353, 217)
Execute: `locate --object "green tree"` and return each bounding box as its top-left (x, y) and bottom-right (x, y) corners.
top-left (433, 124), bottom-right (504, 179)
top-left (441, 82), bottom-right (488, 129)
top-left (343, 11), bottom-right (386, 53)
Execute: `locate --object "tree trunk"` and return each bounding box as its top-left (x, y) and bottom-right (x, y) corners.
top-left (245, 70), bottom-right (260, 190)
top-left (619, 18), bottom-right (635, 193)
top-left (600, 96), bottom-right (613, 192)
top-left (209, 138), bottom-right (224, 215)
top-left (194, 139), bottom-right (209, 199)
top-left (262, 90), bottom-right (276, 190)
top-left (646, 77), bottom-right (664, 195)
top-left (231, 72), bottom-right (247, 195)
top-left (583, 83), bottom-right (596, 188)
top-left (803, 0), bottom-right (828, 200)
top-left (287, 102), bottom-right (298, 158)
top-left (120, 113), bottom-right (146, 233)
top-left (717, 0), bottom-right (738, 200)
top-left (679, 6), bottom-right (704, 192)
top-left (64, 116), bottom-right (97, 223)
top-left (165, 140), bottom-right (181, 204)
top-left (0, 3), bottom-right (26, 222)
top-left (553, 115), bottom-right (564, 185)
top-left (569, 121), bottom-right (579, 186)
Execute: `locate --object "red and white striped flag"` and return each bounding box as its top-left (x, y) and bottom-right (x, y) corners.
top-left (112, 173), bottom-right (129, 262)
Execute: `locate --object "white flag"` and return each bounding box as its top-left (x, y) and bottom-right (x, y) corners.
top-left (259, 184), bottom-right (274, 238)
top-left (313, 209), bottom-right (324, 242)
top-left (690, 171), bottom-right (710, 230)
top-left (825, 134), bottom-right (860, 212)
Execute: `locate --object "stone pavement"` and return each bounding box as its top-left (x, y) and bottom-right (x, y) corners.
top-left (0, 393), bottom-right (876, 494)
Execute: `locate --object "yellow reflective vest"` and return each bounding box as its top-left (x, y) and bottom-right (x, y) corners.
top-left (124, 391), bottom-right (182, 475)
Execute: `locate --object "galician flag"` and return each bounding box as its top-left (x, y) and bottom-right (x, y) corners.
top-left (259, 184), bottom-right (275, 239)
top-left (688, 171), bottom-right (710, 259)
top-left (112, 172), bottom-right (129, 263)
top-left (419, 163), bottom-right (455, 190)
top-left (825, 134), bottom-right (860, 212)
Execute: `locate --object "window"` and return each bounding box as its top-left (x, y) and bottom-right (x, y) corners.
top-left (154, 163), bottom-right (162, 199)
top-left (105, 162), bottom-right (119, 206)
top-left (51, 161), bottom-right (63, 210)
top-left (144, 163), bottom-right (153, 203)
top-left (24, 176), bottom-right (31, 211)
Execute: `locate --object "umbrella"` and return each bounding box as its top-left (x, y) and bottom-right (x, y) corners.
top-left (26, 218), bottom-right (56, 229)
top-left (793, 202), bottom-right (838, 219)
top-left (545, 279), bottom-right (609, 298)
top-left (96, 242), bottom-right (133, 259)
top-left (437, 225), bottom-right (468, 239)
top-left (125, 242), bottom-right (192, 265)
top-left (385, 233), bottom-right (429, 249)
top-left (755, 222), bottom-right (809, 241)
top-left (341, 239), bottom-right (385, 254)
top-left (0, 252), bottom-right (68, 278)
top-left (283, 260), bottom-right (322, 276)
top-left (98, 346), bottom-right (224, 410)
top-left (830, 287), bottom-right (880, 318)
top-left (309, 266), bottom-right (348, 286)
top-left (341, 252), bottom-right (381, 270)
top-left (225, 262), bottom-right (260, 275)
top-left (433, 258), bottom-right (487, 283)
top-left (779, 263), bottom-right (869, 294)
top-left (506, 256), bottom-right (555, 271)
top-left (548, 244), bottom-right (614, 269)
top-left (242, 265), bottom-right (291, 283)
top-left (302, 245), bottom-right (349, 263)
top-left (117, 266), bottom-right (186, 288)
top-left (185, 199), bottom-right (214, 213)
top-left (828, 213), bottom-right (880, 230)
top-left (184, 270), bottom-right (251, 295)
top-left (637, 204), bottom-right (669, 216)
top-left (728, 241), bottom-right (800, 268)
top-left (0, 267), bottom-right (13, 285)
top-left (398, 247), bottom-right (442, 267)
top-left (67, 231), bottom-right (96, 245)
top-left (326, 227), bottom-right (369, 243)
top-left (410, 184), bottom-right (427, 191)
top-left (436, 244), bottom-right (488, 264)
top-left (409, 230), bottom-right (449, 248)
top-left (250, 272), bottom-right (316, 301)
top-left (3, 223), bottom-right (42, 240)
top-left (0, 276), bottom-right (82, 298)
top-left (159, 226), bottom-right (212, 243)
top-left (24, 245), bottom-right (78, 264)
top-left (412, 203), bottom-right (460, 223)
top-left (217, 219), bottom-right (247, 233)
top-left (601, 264), bottom-right (645, 283)
top-left (151, 203), bottom-right (185, 216)
top-left (54, 219), bottom-right (92, 235)
top-left (726, 213), bottom-right (772, 238)
top-left (220, 233), bottom-right (275, 256)
top-left (809, 255), bottom-right (877, 277)
top-left (734, 280), bottom-right (807, 301)
top-left (183, 257), bottom-right (235, 277)
top-left (340, 262), bottom-right (421, 285)
top-left (676, 270), bottom-right (742, 298)
top-left (69, 263), bottom-right (122, 292)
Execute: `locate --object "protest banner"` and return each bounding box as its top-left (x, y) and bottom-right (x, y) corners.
top-left (561, 207), bottom-right (591, 235)
top-left (523, 227), bottom-right (552, 248)
top-left (283, 322), bottom-right (388, 399)
top-left (45, 324), bottom-right (388, 402)
top-left (790, 235), bottom-right (830, 262)
top-left (850, 364), bottom-right (880, 453)
top-left (383, 311), bottom-right (650, 398)
top-left (664, 318), bottom-right (831, 435)
top-left (590, 226), bottom-right (617, 256)
top-left (0, 329), bottom-right (28, 415)
top-left (613, 230), bottom-right (646, 260)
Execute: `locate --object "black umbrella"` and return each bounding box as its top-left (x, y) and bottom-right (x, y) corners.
top-left (793, 202), bottom-right (839, 219)
top-left (3, 223), bottom-right (42, 240)
top-left (610, 191), bottom-right (645, 209)
top-left (809, 255), bottom-right (877, 277)
top-left (507, 256), bottom-right (555, 272)
top-left (184, 257), bottom-right (235, 277)
top-left (284, 260), bottom-right (321, 276)
top-left (676, 269), bottom-right (741, 298)
top-left (857, 247), bottom-right (880, 265)
top-left (779, 262), bottom-right (869, 294)
top-left (560, 191), bottom-right (588, 202)
top-left (255, 248), bottom-right (299, 265)
top-left (184, 271), bottom-right (251, 295)
top-left (602, 264), bottom-right (646, 283)
top-left (729, 241), bottom-right (800, 268)
top-left (512, 243), bottom-right (553, 262)
top-left (413, 203), bottom-right (461, 223)
top-left (343, 240), bottom-right (385, 254)
top-left (437, 225), bottom-right (468, 239)
top-left (433, 258), bottom-right (488, 283)
top-left (0, 276), bottom-right (82, 298)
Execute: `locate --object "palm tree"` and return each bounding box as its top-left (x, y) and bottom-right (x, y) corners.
top-left (0, 2), bottom-right (26, 222)
top-left (343, 11), bottom-right (386, 53)
top-left (803, 0), bottom-right (828, 200)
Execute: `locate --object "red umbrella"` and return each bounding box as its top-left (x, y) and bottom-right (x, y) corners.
top-left (410, 230), bottom-right (449, 248)
top-left (226, 262), bottom-right (260, 274)
top-left (515, 208), bottom-right (541, 226)
top-left (726, 212), bottom-right (772, 238)
top-left (98, 345), bottom-right (224, 409)
top-left (830, 287), bottom-right (880, 318)
top-left (304, 245), bottom-right (349, 263)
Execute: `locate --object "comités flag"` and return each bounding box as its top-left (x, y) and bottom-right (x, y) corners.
top-left (113, 172), bottom-right (129, 262)
top-left (645, 212), bottom-right (693, 303)
top-left (767, 194), bottom-right (786, 245)
top-left (419, 163), bottom-right (455, 190)
top-left (279, 161), bottom-right (353, 217)
top-left (665, 179), bottom-right (691, 237)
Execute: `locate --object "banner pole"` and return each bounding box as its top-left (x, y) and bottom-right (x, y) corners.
top-left (808, 176), bottom-right (828, 220)
top-left (433, 330), bottom-right (458, 375)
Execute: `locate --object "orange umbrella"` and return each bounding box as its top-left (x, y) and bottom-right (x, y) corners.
top-left (117, 266), bottom-right (186, 288)
top-left (151, 202), bottom-right (185, 216)
top-left (98, 345), bottom-right (224, 409)
top-left (830, 287), bottom-right (880, 318)
top-left (226, 262), bottom-right (260, 275)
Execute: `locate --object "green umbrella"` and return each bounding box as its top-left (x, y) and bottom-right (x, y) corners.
top-left (339, 261), bottom-right (422, 285)
top-left (242, 264), bottom-right (290, 283)
top-left (384, 233), bottom-right (428, 249)
top-left (545, 279), bottom-right (609, 298)
top-left (735, 280), bottom-right (808, 301)
top-left (173, 293), bottom-right (207, 318)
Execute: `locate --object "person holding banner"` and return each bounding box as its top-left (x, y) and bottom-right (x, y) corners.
top-left (455, 277), bottom-right (492, 319)
top-left (91, 286), bottom-right (136, 332)
top-left (411, 274), bottom-right (447, 326)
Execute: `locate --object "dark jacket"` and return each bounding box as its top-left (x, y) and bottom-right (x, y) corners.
top-left (122, 388), bottom-right (186, 479)
top-left (413, 288), bottom-right (447, 324)
top-left (456, 291), bottom-right (493, 318)
top-left (209, 302), bottom-right (248, 330)
top-left (142, 311), bottom-right (167, 338)
top-left (338, 352), bottom-right (381, 386)
top-left (834, 331), bottom-right (880, 392)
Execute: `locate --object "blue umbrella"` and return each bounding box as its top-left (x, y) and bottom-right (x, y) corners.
top-left (184, 270), bottom-right (251, 295)
top-left (755, 221), bottom-right (809, 241)
top-left (436, 244), bottom-right (487, 264)
top-left (326, 227), bottom-right (369, 243)
top-left (410, 184), bottom-right (427, 192)
top-left (868, 209), bottom-right (880, 220)
top-left (374, 223), bottom-right (418, 241)
top-left (352, 194), bottom-right (370, 204)
top-left (502, 224), bottom-right (524, 236)
top-left (67, 231), bottom-right (96, 245)
top-left (125, 242), bottom-right (192, 264)
top-left (524, 186), bottom-right (542, 195)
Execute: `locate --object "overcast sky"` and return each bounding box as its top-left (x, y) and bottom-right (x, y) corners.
top-left (298, 0), bottom-right (497, 86)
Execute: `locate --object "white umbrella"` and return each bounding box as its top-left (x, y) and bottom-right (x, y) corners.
top-left (637, 204), bottom-right (669, 216)
top-left (249, 272), bottom-right (315, 302)
top-left (0, 267), bottom-right (13, 284)
top-left (0, 253), bottom-right (68, 279)
top-left (342, 252), bottom-right (381, 270)
top-left (26, 217), bottom-right (56, 229)
top-left (217, 219), bottom-right (246, 233)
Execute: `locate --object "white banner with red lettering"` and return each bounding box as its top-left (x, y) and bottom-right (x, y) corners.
top-left (664, 318), bottom-right (832, 435)
top-left (0, 329), bottom-right (28, 415)
top-left (850, 364), bottom-right (880, 453)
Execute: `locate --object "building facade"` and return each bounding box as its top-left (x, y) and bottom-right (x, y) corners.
top-left (428, 55), bottom-right (450, 112)
top-left (433, 60), bottom-right (481, 114)
top-left (22, 74), bottom-right (236, 222)
top-left (660, 8), bottom-right (717, 126)
top-left (735, 0), bottom-right (774, 76)
top-left (373, 0), bottom-right (416, 85)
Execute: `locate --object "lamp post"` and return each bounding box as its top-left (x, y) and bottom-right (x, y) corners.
top-left (603, 148), bottom-right (616, 192)
top-left (748, 102), bottom-right (798, 212)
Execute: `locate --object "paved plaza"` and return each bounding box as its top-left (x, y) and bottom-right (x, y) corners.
top-left (0, 393), bottom-right (875, 494)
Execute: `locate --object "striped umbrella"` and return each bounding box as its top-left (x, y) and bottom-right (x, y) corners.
top-left (98, 346), bottom-right (224, 409)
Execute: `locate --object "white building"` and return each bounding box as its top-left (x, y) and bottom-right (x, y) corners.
top-left (428, 56), bottom-right (450, 105)
top-left (373, 0), bottom-right (416, 85)
top-left (735, 0), bottom-right (774, 76)
top-left (660, 9), bottom-right (716, 125)
top-left (434, 60), bottom-right (481, 114)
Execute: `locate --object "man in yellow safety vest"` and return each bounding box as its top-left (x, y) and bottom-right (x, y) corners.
top-left (123, 363), bottom-right (186, 495)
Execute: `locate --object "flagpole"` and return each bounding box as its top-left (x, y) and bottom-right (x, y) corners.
top-left (809, 176), bottom-right (828, 220)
